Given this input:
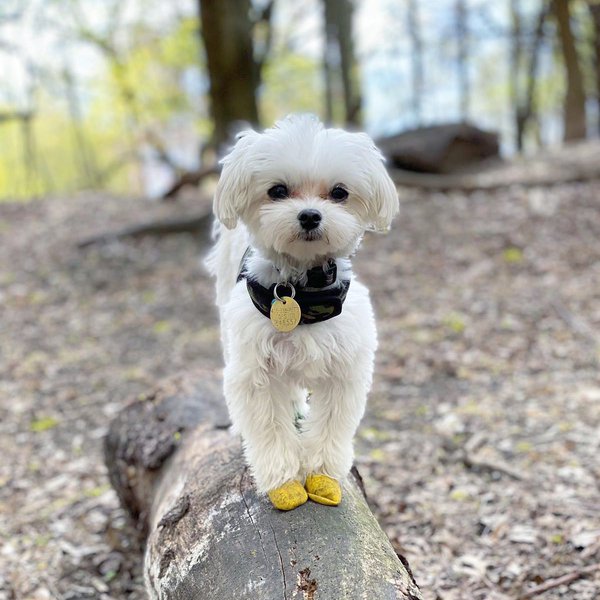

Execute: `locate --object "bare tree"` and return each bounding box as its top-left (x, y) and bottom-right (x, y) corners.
top-left (198, 0), bottom-right (262, 149)
top-left (159, 1), bottom-right (274, 198)
top-left (407, 0), bottom-right (424, 125)
top-left (509, 0), bottom-right (523, 141)
top-left (55, 0), bottom-right (194, 186)
top-left (322, 0), bottom-right (362, 126)
top-left (54, 0), bottom-right (151, 188)
top-left (552, 0), bottom-right (587, 141)
top-left (68, 4), bottom-right (140, 131)
top-left (455, 0), bottom-right (470, 121)
top-left (62, 65), bottom-right (101, 188)
top-left (510, 0), bottom-right (549, 151)
top-left (588, 1), bottom-right (600, 136)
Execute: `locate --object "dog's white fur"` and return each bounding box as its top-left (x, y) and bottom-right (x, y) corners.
top-left (205, 115), bottom-right (398, 493)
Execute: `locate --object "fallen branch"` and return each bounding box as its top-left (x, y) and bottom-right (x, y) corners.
top-left (390, 140), bottom-right (600, 191)
top-left (551, 297), bottom-right (599, 346)
top-left (389, 165), bottom-right (600, 192)
top-left (449, 434), bottom-right (524, 481)
top-left (519, 562), bottom-right (600, 598)
top-left (77, 212), bottom-right (213, 248)
top-left (162, 164), bottom-right (220, 200)
top-left (0, 110), bottom-right (33, 123)
top-left (461, 452), bottom-right (524, 481)
top-left (104, 371), bottom-right (423, 599)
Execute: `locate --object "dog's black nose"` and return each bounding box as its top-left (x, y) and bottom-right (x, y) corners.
top-left (298, 209), bottom-right (322, 231)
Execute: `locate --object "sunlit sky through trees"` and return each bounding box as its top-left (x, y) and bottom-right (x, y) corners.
top-left (0, 0), bottom-right (593, 198)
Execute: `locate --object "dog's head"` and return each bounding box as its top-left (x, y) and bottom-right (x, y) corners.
top-left (213, 115), bottom-right (398, 265)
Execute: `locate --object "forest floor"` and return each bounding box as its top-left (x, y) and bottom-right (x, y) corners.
top-left (1, 173), bottom-right (599, 599)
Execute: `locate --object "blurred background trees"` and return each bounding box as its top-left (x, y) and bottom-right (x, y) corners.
top-left (0, 0), bottom-right (598, 201)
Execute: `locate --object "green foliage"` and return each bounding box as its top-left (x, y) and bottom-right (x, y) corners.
top-left (0, 98), bottom-right (84, 200)
top-left (503, 247), bottom-right (524, 264)
top-left (0, 15), bottom-right (203, 201)
top-left (261, 52), bottom-right (324, 122)
top-left (1, 0), bottom-right (594, 201)
top-left (443, 312), bottom-right (467, 335)
top-left (449, 488), bottom-right (470, 502)
top-left (30, 416), bottom-right (59, 432)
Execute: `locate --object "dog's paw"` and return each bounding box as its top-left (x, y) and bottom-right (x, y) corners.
top-left (267, 480), bottom-right (308, 511)
top-left (305, 474), bottom-right (342, 506)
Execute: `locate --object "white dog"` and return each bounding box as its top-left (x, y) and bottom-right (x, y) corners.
top-left (206, 115), bottom-right (398, 510)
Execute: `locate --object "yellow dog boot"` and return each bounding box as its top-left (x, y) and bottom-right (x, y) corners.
top-left (267, 480), bottom-right (308, 511)
top-left (305, 474), bottom-right (342, 506)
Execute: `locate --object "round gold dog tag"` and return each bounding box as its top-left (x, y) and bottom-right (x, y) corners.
top-left (270, 296), bottom-right (301, 332)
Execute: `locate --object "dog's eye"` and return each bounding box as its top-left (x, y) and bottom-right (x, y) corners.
top-left (268, 184), bottom-right (289, 200)
top-left (330, 186), bottom-right (348, 202)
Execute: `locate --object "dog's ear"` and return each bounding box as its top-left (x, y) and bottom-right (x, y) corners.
top-left (214, 130), bottom-right (260, 229)
top-left (354, 133), bottom-right (399, 232)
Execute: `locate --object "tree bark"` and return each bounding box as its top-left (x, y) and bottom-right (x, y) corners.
top-left (407, 0), bottom-right (424, 125)
top-left (510, 0), bottom-right (549, 152)
top-left (455, 0), bottom-right (470, 121)
top-left (509, 0), bottom-right (524, 148)
top-left (553, 0), bottom-right (587, 141)
top-left (519, 2), bottom-right (549, 151)
top-left (198, 0), bottom-right (260, 149)
top-left (105, 372), bottom-right (423, 600)
top-left (322, 0), bottom-right (362, 126)
top-left (589, 2), bottom-right (600, 136)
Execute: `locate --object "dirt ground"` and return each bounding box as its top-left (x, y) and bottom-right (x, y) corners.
top-left (1, 178), bottom-right (599, 599)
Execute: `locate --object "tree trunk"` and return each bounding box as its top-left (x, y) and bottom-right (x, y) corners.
top-left (62, 65), bottom-right (101, 188)
top-left (553, 0), bottom-right (587, 141)
top-left (322, 0), bottom-right (362, 126)
top-left (407, 0), bottom-right (424, 125)
top-left (519, 2), bottom-right (549, 150)
top-left (455, 0), bottom-right (470, 121)
top-left (198, 0), bottom-right (260, 150)
top-left (105, 372), bottom-right (423, 600)
top-left (589, 2), bottom-right (600, 136)
top-left (511, 0), bottom-right (549, 152)
top-left (509, 0), bottom-right (524, 149)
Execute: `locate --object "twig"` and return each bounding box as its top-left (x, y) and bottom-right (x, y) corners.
top-left (162, 165), bottom-right (220, 199)
top-left (461, 452), bottom-right (524, 481)
top-left (550, 297), bottom-right (599, 346)
top-left (519, 563), bottom-right (600, 598)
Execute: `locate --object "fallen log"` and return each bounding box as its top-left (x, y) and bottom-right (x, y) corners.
top-left (377, 123), bottom-right (500, 174)
top-left (105, 371), bottom-right (423, 599)
top-left (77, 212), bottom-right (213, 248)
top-left (388, 138), bottom-right (600, 191)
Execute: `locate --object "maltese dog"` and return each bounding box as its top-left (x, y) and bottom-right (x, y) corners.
top-left (206, 115), bottom-right (398, 510)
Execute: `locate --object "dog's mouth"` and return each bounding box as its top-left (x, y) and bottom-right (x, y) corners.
top-left (299, 229), bottom-right (323, 242)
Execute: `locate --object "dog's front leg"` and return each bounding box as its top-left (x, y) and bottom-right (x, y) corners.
top-left (223, 363), bottom-right (307, 510)
top-left (301, 366), bottom-right (372, 506)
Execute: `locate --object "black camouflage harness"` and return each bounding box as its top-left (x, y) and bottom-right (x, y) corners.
top-left (236, 248), bottom-right (351, 325)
